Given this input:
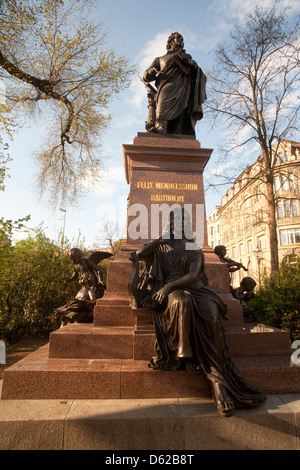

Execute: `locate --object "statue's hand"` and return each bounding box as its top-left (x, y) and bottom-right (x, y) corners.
top-left (148, 66), bottom-right (157, 75)
top-left (144, 67), bottom-right (158, 81)
top-left (152, 286), bottom-right (171, 305)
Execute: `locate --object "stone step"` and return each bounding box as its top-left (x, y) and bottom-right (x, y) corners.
top-left (225, 324), bottom-right (291, 357)
top-left (93, 305), bottom-right (136, 326)
top-left (96, 292), bottom-right (131, 306)
top-left (2, 344), bottom-right (299, 400)
top-left (49, 325), bottom-right (134, 359)
top-left (134, 322), bottom-right (291, 360)
top-left (47, 323), bottom-right (291, 361)
top-left (94, 294), bottom-right (244, 326)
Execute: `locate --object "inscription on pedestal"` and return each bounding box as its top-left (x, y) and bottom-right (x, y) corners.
top-left (136, 181), bottom-right (199, 204)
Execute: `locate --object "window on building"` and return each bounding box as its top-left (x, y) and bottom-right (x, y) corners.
top-left (247, 239), bottom-right (252, 253)
top-left (231, 246), bottom-right (236, 258)
top-left (280, 228), bottom-right (300, 245)
top-left (292, 199), bottom-right (299, 217)
top-left (288, 173), bottom-right (295, 190)
top-left (274, 176), bottom-right (280, 191)
top-left (211, 226), bottom-right (214, 236)
top-left (245, 216), bottom-right (251, 230)
top-left (247, 260), bottom-right (253, 277)
top-left (274, 176), bottom-right (280, 192)
top-left (238, 222), bottom-right (243, 236)
top-left (277, 201), bottom-right (284, 219)
top-left (239, 243), bottom-right (244, 256)
top-left (284, 200), bottom-right (291, 218)
top-left (281, 175), bottom-right (289, 191)
top-left (257, 235), bottom-right (266, 250)
top-left (278, 199), bottom-right (299, 218)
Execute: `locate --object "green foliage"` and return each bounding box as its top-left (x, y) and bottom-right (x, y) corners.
top-left (0, 221), bottom-right (126, 343)
top-left (0, 228), bottom-right (80, 343)
top-left (249, 258), bottom-right (300, 340)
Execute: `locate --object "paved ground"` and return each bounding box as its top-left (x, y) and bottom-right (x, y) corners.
top-left (0, 336), bottom-right (48, 380)
top-left (0, 336), bottom-right (300, 450)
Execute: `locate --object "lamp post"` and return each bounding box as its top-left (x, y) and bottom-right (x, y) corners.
top-left (254, 246), bottom-right (263, 287)
top-left (59, 208), bottom-right (67, 252)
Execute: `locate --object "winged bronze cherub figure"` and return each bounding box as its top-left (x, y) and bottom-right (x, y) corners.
top-left (55, 248), bottom-right (112, 326)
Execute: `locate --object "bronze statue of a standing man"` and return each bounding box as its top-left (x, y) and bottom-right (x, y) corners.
top-left (143, 32), bottom-right (206, 135)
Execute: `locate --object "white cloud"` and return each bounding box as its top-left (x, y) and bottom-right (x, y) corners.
top-left (80, 165), bottom-right (128, 197)
top-left (206, 160), bottom-right (236, 177)
top-left (137, 31), bottom-right (170, 71)
top-left (210, 0), bottom-right (300, 23)
top-left (126, 31), bottom-right (170, 110)
top-left (204, 0), bottom-right (300, 50)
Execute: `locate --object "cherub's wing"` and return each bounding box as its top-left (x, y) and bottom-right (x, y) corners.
top-left (88, 251), bottom-right (112, 265)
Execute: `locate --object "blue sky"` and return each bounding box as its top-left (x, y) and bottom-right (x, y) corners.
top-left (1, 0), bottom-right (299, 248)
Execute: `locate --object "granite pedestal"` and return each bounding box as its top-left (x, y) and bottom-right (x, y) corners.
top-left (1, 134), bottom-right (298, 403)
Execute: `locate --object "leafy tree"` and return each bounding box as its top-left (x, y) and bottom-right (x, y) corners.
top-left (0, 228), bottom-right (81, 343)
top-left (249, 257), bottom-right (300, 340)
top-left (207, 3), bottom-right (300, 277)
top-left (0, 0), bottom-right (135, 207)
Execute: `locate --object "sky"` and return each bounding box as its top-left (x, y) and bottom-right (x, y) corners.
top-left (1, 0), bottom-right (299, 248)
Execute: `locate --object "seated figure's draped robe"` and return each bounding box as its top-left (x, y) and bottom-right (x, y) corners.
top-left (139, 243), bottom-right (265, 408)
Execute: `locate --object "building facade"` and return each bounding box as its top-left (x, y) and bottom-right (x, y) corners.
top-left (207, 140), bottom-right (300, 288)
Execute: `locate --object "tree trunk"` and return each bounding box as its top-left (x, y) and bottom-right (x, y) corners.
top-left (265, 172), bottom-right (279, 279)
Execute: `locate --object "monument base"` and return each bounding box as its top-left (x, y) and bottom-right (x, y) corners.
top-left (1, 377), bottom-right (299, 450)
top-left (0, 298), bottom-right (295, 400)
top-left (1, 135), bottom-right (299, 403)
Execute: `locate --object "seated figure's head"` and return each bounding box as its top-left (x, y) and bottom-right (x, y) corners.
top-left (166, 207), bottom-right (194, 241)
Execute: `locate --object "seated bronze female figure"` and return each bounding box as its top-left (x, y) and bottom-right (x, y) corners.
top-left (130, 209), bottom-right (265, 417)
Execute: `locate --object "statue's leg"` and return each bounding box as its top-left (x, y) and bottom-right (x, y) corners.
top-left (211, 381), bottom-right (235, 417)
top-left (150, 118), bottom-right (167, 134)
top-left (167, 290), bottom-right (193, 358)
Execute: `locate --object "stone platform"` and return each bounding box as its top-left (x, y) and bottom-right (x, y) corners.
top-left (1, 379), bottom-right (299, 450)
top-left (1, 326), bottom-right (299, 400)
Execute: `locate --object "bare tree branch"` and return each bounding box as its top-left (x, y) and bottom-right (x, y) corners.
top-left (0, 0), bottom-right (135, 207)
top-left (206, 2), bottom-right (300, 276)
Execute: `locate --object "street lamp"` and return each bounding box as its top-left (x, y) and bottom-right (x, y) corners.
top-left (59, 208), bottom-right (67, 252)
top-left (254, 246), bottom-right (263, 287)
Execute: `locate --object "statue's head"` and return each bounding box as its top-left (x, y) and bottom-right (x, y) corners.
top-left (69, 247), bottom-right (83, 262)
top-left (214, 245), bottom-right (227, 258)
top-left (240, 276), bottom-right (256, 291)
top-left (164, 207), bottom-right (194, 240)
top-left (166, 32), bottom-right (184, 52)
